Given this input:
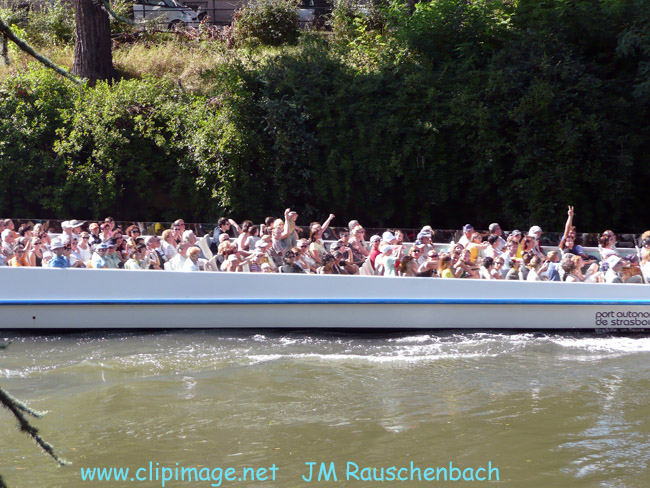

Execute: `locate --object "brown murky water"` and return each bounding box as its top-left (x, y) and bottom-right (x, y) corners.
top-left (2, 331), bottom-right (650, 487)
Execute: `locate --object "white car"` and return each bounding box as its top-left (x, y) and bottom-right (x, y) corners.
top-left (133, 0), bottom-right (199, 30)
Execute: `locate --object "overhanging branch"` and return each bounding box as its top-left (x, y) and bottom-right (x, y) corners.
top-left (0, 16), bottom-right (83, 85)
top-left (99, 0), bottom-right (137, 25)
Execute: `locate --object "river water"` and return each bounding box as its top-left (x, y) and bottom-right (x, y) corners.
top-left (1, 331), bottom-right (650, 487)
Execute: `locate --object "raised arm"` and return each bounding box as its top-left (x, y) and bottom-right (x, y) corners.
top-left (321, 214), bottom-right (335, 234)
top-left (563, 205), bottom-right (574, 238)
top-left (278, 208), bottom-right (292, 240)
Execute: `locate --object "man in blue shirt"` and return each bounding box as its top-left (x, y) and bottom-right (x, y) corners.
top-left (91, 243), bottom-right (109, 269)
top-left (48, 240), bottom-right (71, 268)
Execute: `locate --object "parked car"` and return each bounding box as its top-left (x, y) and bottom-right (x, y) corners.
top-left (132, 0), bottom-right (199, 30)
top-left (180, 0), bottom-right (331, 27)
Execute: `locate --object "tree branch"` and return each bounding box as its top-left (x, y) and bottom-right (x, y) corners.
top-left (0, 16), bottom-right (83, 85)
top-left (99, 0), bottom-right (137, 25)
top-left (0, 387), bottom-right (70, 467)
top-left (1, 34), bottom-right (8, 66)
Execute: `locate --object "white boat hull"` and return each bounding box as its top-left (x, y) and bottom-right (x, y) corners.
top-left (1, 268), bottom-right (650, 330)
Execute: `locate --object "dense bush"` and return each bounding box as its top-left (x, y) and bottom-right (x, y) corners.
top-left (4, 0), bottom-right (75, 47)
top-left (0, 68), bottom-right (73, 217)
top-left (1, 0), bottom-right (649, 232)
top-left (233, 0), bottom-right (299, 46)
top-left (53, 77), bottom-right (209, 221)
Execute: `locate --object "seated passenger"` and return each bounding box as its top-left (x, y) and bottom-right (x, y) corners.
top-left (484, 235), bottom-right (503, 260)
top-left (68, 237), bottom-right (87, 268)
top-left (545, 251), bottom-right (561, 281)
top-left (604, 255), bottom-right (624, 284)
top-left (296, 239), bottom-right (317, 273)
top-left (409, 242), bottom-right (427, 267)
top-left (182, 247), bottom-right (202, 271)
top-left (317, 253), bottom-right (336, 274)
top-left (77, 232), bottom-right (93, 263)
top-left (562, 256), bottom-right (582, 282)
top-left (526, 256), bottom-right (543, 281)
top-left (308, 224), bottom-right (328, 266)
top-left (417, 250), bottom-right (439, 277)
top-left (8, 245), bottom-right (29, 266)
top-left (493, 256), bottom-right (505, 279)
top-left (458, 224), bottom-right (474, 247)
top-left (161, 229), bottom-right (178, 260)
top-left (1, 228), bottom-right (16, 256)
top-left (438, 255), bottom-right (455, 279)
top-left (559, 235), bottom-right (596, 264)
top-left (91, 243), bottom-right (109, 269)
top-left (454, 249), bottom-right (479, 279)
top-left (599, 231), bottom-right (619, 262)
top-left (479, 256), bottom-right (499, 280)
top-left (518, 252), bottom-right (533, 281)
top-left (222, 253), bottom-right (245, 272)
top-left (105, 241), bottom-right (122, 269)
top-left (169, 242), bottom-right (190, 271)
top-left (235, 220), bottom-right (254, 252)
top-left (348, 226), bottom-right (369, 262)
top-left (331, 242), bottom-right (360, 275)
top-left (466, 233), bottom-right (489, 263)
top-left (378, 245), bottom-right (401, 277)
top-left (398, 255), bottom-right (418, 276)
top-left (28, 237), bottom-right (44, 267)
top-left (368, 235), bottom-right (382, 270)
top-left (247, 250), bottom-right (266, 273)
top-left (488, 223), bottom-right (506, 251)
top-left (49, 240), bottom-right (72, 268)
top-left (124, 245), bottom-right (148, 270)
top-left (280, 250), bottom-right (305, 274)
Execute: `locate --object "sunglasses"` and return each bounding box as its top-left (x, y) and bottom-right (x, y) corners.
top-left (428, 254), bottom-right (438, 259)
top-left (131, 230), bottom-right (140, 234)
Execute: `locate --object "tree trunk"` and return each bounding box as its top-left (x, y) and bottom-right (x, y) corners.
top-left (1, 34), bottom-right (8, 66)
top-left (71, 0), bottom-right (115, 85)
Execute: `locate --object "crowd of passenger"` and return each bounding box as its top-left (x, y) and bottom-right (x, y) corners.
top-left (1, 206), bottom-right (650, 284)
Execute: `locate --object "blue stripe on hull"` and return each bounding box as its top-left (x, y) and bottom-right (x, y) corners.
top-left (1, 299), bottom-right (650, 306)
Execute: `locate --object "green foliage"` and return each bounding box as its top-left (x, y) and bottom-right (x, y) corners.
top-left (1, 0), bottom-right (650, 231)
top-left (330, 0), bottom-right (388, 41)
top-left (53, 77), bottom-right (203, 220)
top-left (108, 0), bottom-right (137, 35)
top-left (19, 0), bottom-right (75, 47)
top-left (392, 0), bottom-right (511, 65)
top-left (0, 67), bottom-right (74, 217)
top-left (233, 0), bottom-right (300, 46)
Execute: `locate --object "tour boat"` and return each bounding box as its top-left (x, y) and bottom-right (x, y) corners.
top-left (1, 267), bottom-right (649, 331)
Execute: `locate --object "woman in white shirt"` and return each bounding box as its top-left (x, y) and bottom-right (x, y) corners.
top-left (183, 247), bottom-right (202, 271)
top-left (479, 256), bottom-right (501, 280)
top-left (526, 256), bottom-right (543, 281)
top-left (161, 229), bottom-right (178, 260)
top-left (77, 232), bottom-right (93, 263)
